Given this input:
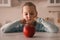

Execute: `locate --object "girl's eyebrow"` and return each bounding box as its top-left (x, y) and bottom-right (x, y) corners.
top-left (24, 12), bottom-right (27, 13)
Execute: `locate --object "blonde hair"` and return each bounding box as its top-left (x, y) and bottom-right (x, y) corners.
top-left (23, 2), bottom-right (36, 9)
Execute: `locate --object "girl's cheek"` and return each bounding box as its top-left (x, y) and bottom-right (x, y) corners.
top-left (24, 16), bottom-right (28, 20)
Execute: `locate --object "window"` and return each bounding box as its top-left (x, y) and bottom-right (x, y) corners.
top-left (0, 0), bottom-right (11, 7)
top-left (50, 0), bottom-right (54, 3)
top-left (48, 0), bottom-right (60, 6)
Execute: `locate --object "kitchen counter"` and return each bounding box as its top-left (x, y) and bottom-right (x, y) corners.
top-left (0, 32), bottom-right (60, 40)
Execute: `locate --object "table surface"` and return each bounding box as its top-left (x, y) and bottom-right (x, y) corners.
top-left (0, 32), bottom-right (60, 40)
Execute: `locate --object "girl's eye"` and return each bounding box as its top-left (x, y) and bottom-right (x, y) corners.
top-left (30, 13), bottom-right (34, 15)
top-left (25, 13), bottom-right (28, 15)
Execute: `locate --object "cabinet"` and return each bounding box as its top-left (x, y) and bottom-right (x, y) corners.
top-left (0, 0), bottom-right (11, 7)
top-left (48, 0), bottom-right (60, 6)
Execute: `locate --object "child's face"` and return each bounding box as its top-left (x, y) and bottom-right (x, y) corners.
top-left (22, 6), bottom-right (37, 22)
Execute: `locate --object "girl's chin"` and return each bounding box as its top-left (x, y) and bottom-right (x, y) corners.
top-left (25, 19), bottom-right (31, 22)
top-left (25, 19), bottom-right (31, 21)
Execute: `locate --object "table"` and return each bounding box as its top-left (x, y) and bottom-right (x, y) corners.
top-left (0, 32), bottom-right (60, 40)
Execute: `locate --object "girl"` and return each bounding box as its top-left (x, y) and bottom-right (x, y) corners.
top-left (0, 2), bottom-right (59, 33)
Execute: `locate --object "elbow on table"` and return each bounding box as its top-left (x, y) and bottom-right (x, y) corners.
top-left (49, 27), bottom-right (59, 33)
top-left (0, 27), bottom-right (10, 33)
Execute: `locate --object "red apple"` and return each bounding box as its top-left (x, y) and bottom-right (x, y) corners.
top-left (23, 24), bottom-right (35, 37)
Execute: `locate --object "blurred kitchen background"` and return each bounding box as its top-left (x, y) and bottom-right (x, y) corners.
top-left (0, 0), bottom-right (60, 29)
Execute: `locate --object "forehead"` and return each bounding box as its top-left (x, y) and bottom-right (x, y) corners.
top-left (23, 6), bottom-right (35, 12)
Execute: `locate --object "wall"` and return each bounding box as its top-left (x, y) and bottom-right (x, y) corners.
top-left (0, 0), bottom-right (60, 28)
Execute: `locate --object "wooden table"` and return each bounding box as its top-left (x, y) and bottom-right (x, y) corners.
top-left (0, 32), bottom-right (60, 40)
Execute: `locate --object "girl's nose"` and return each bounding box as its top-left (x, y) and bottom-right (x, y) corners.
top-left (28, 13), bottom-right (31, 19)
